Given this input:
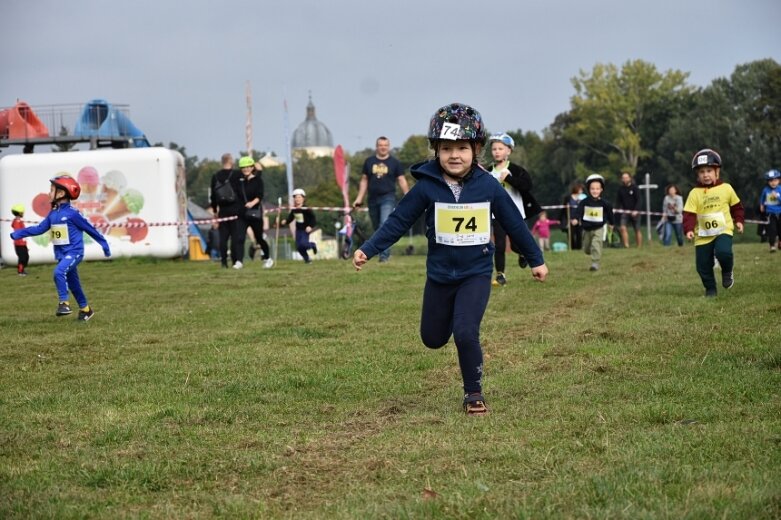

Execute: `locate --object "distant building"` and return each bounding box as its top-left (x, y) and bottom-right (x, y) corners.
top-left (291, 94), bottom-right (334, 158)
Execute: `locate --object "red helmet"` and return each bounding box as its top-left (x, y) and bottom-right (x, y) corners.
top-left (50, 175), bottom-right (81, 200)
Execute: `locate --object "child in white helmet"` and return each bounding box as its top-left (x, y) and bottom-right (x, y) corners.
top-left (573, 174), bottom-right (614, 271)
top-left (485, 132), bottom-right (541, 285)
top-left (280, 188), bottom-right (318, 263)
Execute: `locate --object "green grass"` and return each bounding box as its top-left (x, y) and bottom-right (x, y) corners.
top-left (1, 238), bottom-right (779, 519)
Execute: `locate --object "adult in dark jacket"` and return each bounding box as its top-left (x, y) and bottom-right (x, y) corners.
top-left (616, 171), bottom-right (643, 248)
top-left (484, 132), bottom-right (541, 286)
top-left (236, 156), bottom-right (273, 268)
top-left (210, 153), bottom-right (244, 268)
top-left (353, 103), bottom-right (547, 416)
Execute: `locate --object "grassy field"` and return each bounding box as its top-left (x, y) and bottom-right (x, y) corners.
top-left (1, 236), bottom-right (779, 519)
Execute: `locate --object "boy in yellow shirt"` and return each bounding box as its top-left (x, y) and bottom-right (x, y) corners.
top-left (683, 149), bottom-right (744, 297)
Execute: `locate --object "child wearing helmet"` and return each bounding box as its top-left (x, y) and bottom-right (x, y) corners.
top-left (9, 175), bottom-right (111, 320)
top-left (683, 149), bottom-right (745, 297)
top-left (759, 169), bottom-right (781, 252)
top-left (279, 188), bottom-right (318, 263)
top-left (10, 204), bottom-right (30, 276)
top-left (353, 103), bottom-right (548, 415)
top-left (573, 174), bottom-right (615, 271)
top-left (485, 132), bottom-right (542, 286)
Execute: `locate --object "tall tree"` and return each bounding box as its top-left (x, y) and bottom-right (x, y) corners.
top-left (567, 60), bottom-right (692, 176)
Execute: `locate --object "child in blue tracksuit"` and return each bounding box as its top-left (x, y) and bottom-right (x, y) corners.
top-left (759, 169), bottom-right (781, 252)
top-left (353, 103), bottom-right (548, 415)
top-left (10, 175), bottom-right (111, 320)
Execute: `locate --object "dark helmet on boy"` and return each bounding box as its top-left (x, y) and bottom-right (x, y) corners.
top-left (765, 169), bottom-right (781, 180)
top-left (50, 174), bottom-right (81, 200)
top-left (238, 156), bottom-right (255, 169)
top-left (488, 132), bottom-right (515, 149)
top-left (428, 103), bottom-right (486, 145)
top-left (691, 149), bottom-right (722, 170)
top-left (585, 174), bottom-right (605, 188)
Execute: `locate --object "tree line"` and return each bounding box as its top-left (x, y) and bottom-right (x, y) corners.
top-left (175, 58), bottom-right (780, 234)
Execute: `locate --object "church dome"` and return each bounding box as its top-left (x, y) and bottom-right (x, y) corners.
top-left (291, 95), bottom-right (333, 151)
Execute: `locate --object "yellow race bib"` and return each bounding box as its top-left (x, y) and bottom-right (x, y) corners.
top-left (434, 202), bottom-right (491, 246)
top-left (697, 212), bottom-right (726, 237)
top-left (50, 224), bottom-right (70, 245)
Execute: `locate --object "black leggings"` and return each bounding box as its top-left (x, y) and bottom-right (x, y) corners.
top-left (492, 219), bottom-right (523, 273)
top-left (420, 275), bottom-right (492, 394)
top-left (238, 218), bottom-right (270, 260)
top-left (767, 214), bottom-right (780, 246)
top-left (15, 245), bottom-right (29, 273)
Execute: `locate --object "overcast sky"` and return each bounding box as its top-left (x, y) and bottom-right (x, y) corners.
top-left (2, 0), bottom-right (779, 161)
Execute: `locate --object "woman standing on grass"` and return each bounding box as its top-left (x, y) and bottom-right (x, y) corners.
top-left (353, 103), bottom-right (548, 415)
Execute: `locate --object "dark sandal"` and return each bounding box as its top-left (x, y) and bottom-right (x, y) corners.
top-left (463, 393), bottom-right (489, 415)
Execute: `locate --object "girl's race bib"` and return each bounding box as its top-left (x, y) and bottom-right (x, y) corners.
top-left (434, 202), bottom-right (490, 246)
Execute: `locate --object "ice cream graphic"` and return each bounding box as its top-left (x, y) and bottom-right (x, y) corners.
top-left (107, 217), bottom-right (149, 242)
top-left (101, 169), bottom-right (127, 210)
top-left (105, 188), bottom-right (144, 221)
top-left (32, 193), bottom-right (51, 217)
top-left (77, 166), bottom-right (100, 201)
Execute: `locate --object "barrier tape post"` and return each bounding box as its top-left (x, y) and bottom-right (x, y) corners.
top-left (273, 197), bottom-right (281, 264)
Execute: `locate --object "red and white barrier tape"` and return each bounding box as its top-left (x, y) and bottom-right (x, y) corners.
top-left (0, 206), bottom-right (771, 227)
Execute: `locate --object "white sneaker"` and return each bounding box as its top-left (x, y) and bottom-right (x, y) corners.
top-left (263, 258), bottom-right (274, 269)
top-left (232, 261), bottom-right (244, 269)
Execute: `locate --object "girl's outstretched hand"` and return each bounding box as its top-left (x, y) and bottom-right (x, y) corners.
top-left (531, 264), bottom-right (548, 282)
top-left (353, 250), bottom-right (368, 271)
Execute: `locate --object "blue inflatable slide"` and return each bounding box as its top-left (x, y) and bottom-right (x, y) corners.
top-left (74, 99), bottom-right (150, 147)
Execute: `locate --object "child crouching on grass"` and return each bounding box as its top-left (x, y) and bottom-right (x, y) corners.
top-left (353, 103), bottom-right (548, 416)
top-left (9, 175), bottom-right (111, 320)
top-left (683, 149), bottom-right (744, 297)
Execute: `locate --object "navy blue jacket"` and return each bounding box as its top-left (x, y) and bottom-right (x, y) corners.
top-left (359, 160), bottom-right (544, 284)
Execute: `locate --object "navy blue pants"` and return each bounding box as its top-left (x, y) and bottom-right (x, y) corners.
top-left (420, 275), bottom-right (492, 394)
top-left (295, 230), bottom-right (315, 262)
top-left (695, 234), bottom-right (734, 293)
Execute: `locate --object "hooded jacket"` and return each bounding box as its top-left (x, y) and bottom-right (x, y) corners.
top-left (359, 160), bottom-right (543, 284)
top-left (487, 162), bottom-right (542, 219)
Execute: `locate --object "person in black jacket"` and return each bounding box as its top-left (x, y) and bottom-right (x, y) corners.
top-left (485, 133), bottom-right (541, 286)
top-left (210, 153), bottom-right (244, 269)
top-left (616, 171), bottom-right (643, 248)
top-left (237, 156), bottom-right (273, 268)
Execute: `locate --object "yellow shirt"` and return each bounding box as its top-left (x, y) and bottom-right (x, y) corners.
top-left (683, 183), bottom-right (740, 245)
